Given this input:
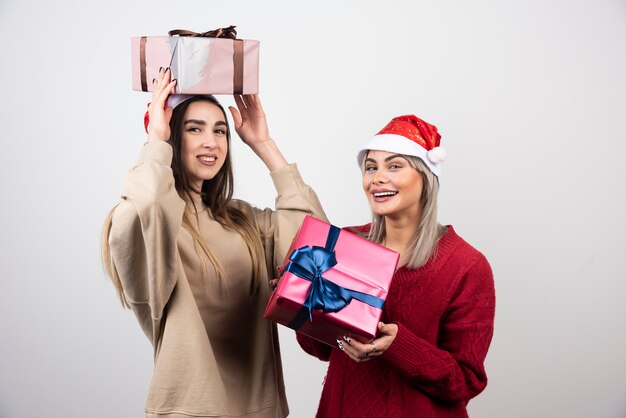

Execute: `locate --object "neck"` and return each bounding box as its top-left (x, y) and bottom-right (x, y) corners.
top-left (183, 184), bottom-right (204, 209)
top-left (383, 213), bottom-right (420, 257)
top-left (192, 181), bottom-right (203, 198)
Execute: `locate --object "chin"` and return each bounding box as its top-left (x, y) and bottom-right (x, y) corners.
top-left (370, 204), bottom-right (395, 217)
top-left (199, 168), bottom-right (222, 181)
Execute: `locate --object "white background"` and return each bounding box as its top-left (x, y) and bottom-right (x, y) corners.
top-left (1, 1), bottom-right (625, 417)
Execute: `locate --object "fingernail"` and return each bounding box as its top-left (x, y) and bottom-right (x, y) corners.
top-left (159, 67), bottom-right (163, 72)
top-left (172, 79), bottom-right (177, 83)
top-left (152, 78), bottom-right (156, 83)
top-left (342, 336), bottom-right (351, 344)
top-left (165, 67), bottom-right (170, 72)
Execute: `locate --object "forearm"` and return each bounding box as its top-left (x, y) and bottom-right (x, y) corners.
top-left (382, 322), bottom-right (491, 402)
top-left (381, 254), bottom-right (495, 402)
top-left (121, 141), bottom-right (185, 212)
top-left (249, 138), bottom-right (289, 172)
top-left (296, 332), bottom-right (332, 361)
top-left (269, 163), bottom-right (327, 264)
top-left (108, 141), bottom-right (185, 340)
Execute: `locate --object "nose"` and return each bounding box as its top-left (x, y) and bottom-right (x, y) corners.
top-left (201, 135), bottom-right (217, 149)
top-left (372, 168), bottom-right (387, 185)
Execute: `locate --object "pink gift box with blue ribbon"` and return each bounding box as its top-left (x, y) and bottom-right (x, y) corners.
top-left (264, 215), bottom-right (399, 347)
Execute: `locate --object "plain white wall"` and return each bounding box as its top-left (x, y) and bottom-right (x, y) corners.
top-left (1, 0), bottom-right (625, 417)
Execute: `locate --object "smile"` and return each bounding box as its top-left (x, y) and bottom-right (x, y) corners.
top-left (373, 191), bottom-right (398, 198)
top-left (197, 155), bottom-right (217, 166)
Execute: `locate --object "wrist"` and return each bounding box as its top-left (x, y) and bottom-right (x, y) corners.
top-left (250, 139), bottom-right (288, 172)
top-left (148, 134), bottom-right (169, 143)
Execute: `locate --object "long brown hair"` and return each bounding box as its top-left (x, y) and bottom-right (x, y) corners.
top-left (102, 95), bottom-right (265, 307)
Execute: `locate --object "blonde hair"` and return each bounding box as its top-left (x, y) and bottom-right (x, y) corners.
top-left (367, 155), bottom-right (445, 269)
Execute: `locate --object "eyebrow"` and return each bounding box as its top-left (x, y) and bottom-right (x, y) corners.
top-left (184, 119), bottom-right (228, 128)
top-left (364, 154), bottom-right (405, 164)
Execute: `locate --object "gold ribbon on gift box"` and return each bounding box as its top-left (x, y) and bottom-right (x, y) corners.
top-left (139, 25), bottom-right (245, 94)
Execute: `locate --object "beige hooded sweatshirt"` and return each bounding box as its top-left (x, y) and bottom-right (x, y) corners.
top-left (108, 141), bottom-right (327, 417)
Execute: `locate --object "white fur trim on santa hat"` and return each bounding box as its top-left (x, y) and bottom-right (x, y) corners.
top-left (357, 133), bottom-right (444, 177)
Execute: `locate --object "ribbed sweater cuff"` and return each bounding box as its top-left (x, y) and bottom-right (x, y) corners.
top-left (383, 322), bottom-right (431, 374)
top-left (270, 163), bottom-right (304, 196)
top-left (139, 141), bottom-right (173, 165)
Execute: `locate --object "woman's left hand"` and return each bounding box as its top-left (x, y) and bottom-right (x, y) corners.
top-left (228, 94), bottom-right (288, 172)
top-left (338, 322), bottom-right (398, 362)
top-left (229, 95), bottom-right (271, 147)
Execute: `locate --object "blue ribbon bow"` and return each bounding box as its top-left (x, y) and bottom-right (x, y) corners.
top-left (283, 224), bottom-right (385, 330)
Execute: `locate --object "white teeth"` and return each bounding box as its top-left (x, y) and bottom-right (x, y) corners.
top-left (374, 191), bottom-right (398, 197)
top-left (199, 156), bottom-right (216, 162)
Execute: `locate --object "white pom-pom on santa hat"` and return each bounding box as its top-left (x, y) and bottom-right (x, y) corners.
top-left (427, 147), bottom-right (447, 164)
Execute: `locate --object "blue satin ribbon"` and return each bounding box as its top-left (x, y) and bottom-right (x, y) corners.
top-left (284, 224), bottom-right (385, 330)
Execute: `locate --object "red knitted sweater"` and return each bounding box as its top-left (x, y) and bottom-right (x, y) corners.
top-left (296, 225), bottom-right (495, 418)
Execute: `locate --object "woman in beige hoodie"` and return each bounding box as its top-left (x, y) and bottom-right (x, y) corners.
top-left (101, 68), bottom-right (326, 418)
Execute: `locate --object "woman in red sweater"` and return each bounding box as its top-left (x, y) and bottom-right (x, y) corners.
top-left (296, 115), bottom-right (496, 417)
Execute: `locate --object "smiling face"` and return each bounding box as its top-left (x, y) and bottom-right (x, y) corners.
top-left (181, 100), bottom-right (229, 191)
top-left (362, 150), bottom-right (424, 222)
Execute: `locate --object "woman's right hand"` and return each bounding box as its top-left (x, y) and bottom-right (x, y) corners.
top-left (338, 322), bottom-right (398, 362)
top-left (147, 68), bottom-right (177, 142)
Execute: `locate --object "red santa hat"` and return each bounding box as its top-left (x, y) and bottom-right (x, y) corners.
top-left (357, 115), bottom-right (446, 177)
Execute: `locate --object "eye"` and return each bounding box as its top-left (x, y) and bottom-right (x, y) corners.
top-left (364, 165), bottom-right (377, 172)
top-left (387, 159), bottom-right (405, 170)
top-left (214, 128), bottom-right (227, 135)
top-left (186, 127), bottom-right (202, 133)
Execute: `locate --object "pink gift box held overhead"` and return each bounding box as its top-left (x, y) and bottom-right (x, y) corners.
top-left (264, 215), bottom-right (399, 347)
top-left (130, 26), bottom-right (260, 95)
